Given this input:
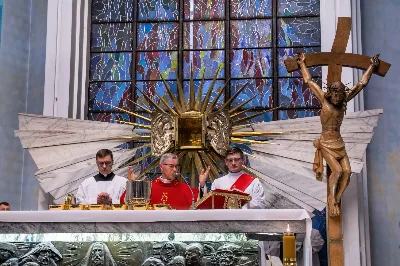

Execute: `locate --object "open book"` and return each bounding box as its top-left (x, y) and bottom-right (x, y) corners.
top-left (194, 189), bottom-right (252, 209)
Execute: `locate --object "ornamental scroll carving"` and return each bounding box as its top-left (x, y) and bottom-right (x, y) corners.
top-left (151, 113), bottom-right (174, 157)
top-left (207, 110), bottom-right (231, 156)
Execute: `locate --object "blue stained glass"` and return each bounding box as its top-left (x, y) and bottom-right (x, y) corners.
top-left (87, 112), bottom-right (130, 122)
top-left (136, 51), bottom-right (178, 80)
top-left (231, 19), bottom-right (272, 48)
top-left (278, 47), bottom-right (322, 77)
top-left (278, 78), bottom-right (321, 108)
top-left (278, 17), bottom-right (321, 47)
top-left (92, 0), bottom-right (134, 22)
top-left (183, 80), bottom-right (226, 108)
top-left (136, 80), bottom-right (178, 110)
top-left (278, 0), bottom-right (320, 17)
top-left (135, 114), bottom-right (152, 126)
top-left (134, 143), bottom-right (154, 170)
top-left (279, 109), bottom-right (320, 120)
top-left (90, 53), bottom-right (131, 81)
top-left (138, 23), bottom-right (179, 50)
top-left (231, 79), bottom-right (273, 108)
top-left (184, 21), bottom-right (225, 49)
top-left (184, 0), bottom-right (225, 20)
top-left (231, 49), bottom-right (273, 78)
top-left (234, 111), bottom-right (273, 125)
top-left (184, 51), bottom-right (225, 79)
top-left (138, 0), bottom-right (179, 21)
top-left (231, 0), bottom-right (272, 18)
top-left (89, 82), bottom-right (132, 111)
top-left (91, 23), bottom-right (132, 51)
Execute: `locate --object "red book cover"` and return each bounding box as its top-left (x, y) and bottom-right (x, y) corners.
top-left (194, 190), bottom-right (251, 209)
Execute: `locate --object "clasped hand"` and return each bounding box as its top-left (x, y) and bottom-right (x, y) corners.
top-left (97, 192), bottom-right (112, 204)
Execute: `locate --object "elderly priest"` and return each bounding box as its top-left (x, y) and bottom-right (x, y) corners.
top-left (120, 153), bottom-right (203, 210)
top-left (76, 149), bottom-right (127, 205)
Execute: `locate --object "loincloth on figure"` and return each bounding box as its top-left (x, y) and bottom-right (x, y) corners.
top-left (313, 138), bottom-right (347, 181)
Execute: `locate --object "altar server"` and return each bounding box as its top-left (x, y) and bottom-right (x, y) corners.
top-left (199, 147), bottom-right (267, 209)
top-left (120, 153), bottom-right (203, 210)
top-left (76, 149), bottom-right (126, 205)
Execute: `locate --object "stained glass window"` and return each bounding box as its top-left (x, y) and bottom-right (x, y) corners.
top-left (89, 0), bottom-right (321, 123)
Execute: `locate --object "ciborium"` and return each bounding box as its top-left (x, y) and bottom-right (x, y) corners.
top-left (125, 179), bottom-right (151, 209)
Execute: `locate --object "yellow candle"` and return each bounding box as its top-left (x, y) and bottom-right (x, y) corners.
top-left (283, 224), bottom-right (296, 265)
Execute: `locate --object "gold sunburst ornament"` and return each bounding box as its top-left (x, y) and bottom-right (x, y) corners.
top-left (109, 67), bottom-right (281, 184)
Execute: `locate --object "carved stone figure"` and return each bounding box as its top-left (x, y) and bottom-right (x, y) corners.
top-left (210, 252), bottom-right (218, 266)
top-left (19, 242), bottom-right (62, 266)
top-left (167, 256), bottom-right (185, 266)
top-left (185, 243), bottom-right (204, 266)
top-left (141, 257), bottom-right (165, 266)
top-left (297, 53), bottom-right (380, 216)
top-left (0, 243), bottom-right (17, 264)
top-left (216, 243), bottom-right (251, 266)
top-left (158, 242), bottom-right (187, 265)
top-left (0, 258), bottom-right (18, 266)
top-left (80, 242), bottom-right (116, 266)
top-left (160, 242), bottom-right (176, 264)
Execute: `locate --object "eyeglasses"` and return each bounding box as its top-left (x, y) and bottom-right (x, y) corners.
top-left (96, 161), bottom-right (113, 166)
top-left (225, 158), bottom-right (243, 164)
top-left (162, 164), bottom-right (180, 169)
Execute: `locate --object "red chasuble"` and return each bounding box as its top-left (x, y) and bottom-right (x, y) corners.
top-left (120, 177), bottom-right (199, 210)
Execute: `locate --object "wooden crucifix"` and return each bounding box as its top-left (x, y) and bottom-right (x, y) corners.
top-left (284, 17), bottom-right (390, 266)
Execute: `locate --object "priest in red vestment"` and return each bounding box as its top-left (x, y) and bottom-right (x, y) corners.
top-left (120, 153), bottom-right (209, 210)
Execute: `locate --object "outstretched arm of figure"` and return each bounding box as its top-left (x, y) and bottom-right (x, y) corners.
top-left (297, 53), bottom-right (324, 103)
top-left (347, 54), bottom-right (380, 102)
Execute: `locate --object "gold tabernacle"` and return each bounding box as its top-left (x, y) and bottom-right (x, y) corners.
top-left (175, 111), bottom-right (206, 150)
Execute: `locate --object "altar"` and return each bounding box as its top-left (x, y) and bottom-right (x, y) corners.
top-left (0, 209), bottom-right (312, 265)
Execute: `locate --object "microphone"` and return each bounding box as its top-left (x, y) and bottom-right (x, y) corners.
top-left (175, 172), bottom-right (195, 209)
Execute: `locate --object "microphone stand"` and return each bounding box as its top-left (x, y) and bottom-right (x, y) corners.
top-left (175, 172), bottom-right (195, 210)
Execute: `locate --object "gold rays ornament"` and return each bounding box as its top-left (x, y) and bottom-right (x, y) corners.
top-left (15, 68), bottom-right (382, 211)
top-left (110, 68), bottom-right (280, 183)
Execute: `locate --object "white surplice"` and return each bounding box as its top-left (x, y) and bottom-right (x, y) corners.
top-left (76, 174), bottom-right (127, 204)
top-left (211, 171), bottom-right (267, 209)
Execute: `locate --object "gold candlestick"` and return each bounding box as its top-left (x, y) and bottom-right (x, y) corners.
top-left (283, 224), bottom-right (296, 266)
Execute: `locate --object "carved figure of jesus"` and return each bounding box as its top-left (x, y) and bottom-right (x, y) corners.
top-left (297, 53), bottom-right (380, 216)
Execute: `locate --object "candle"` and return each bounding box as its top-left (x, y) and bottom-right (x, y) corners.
top-left (283, 224), bottom-right (296, 265)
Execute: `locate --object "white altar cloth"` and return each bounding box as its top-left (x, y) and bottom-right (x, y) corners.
top-left (0, 209), bottom-right (308, 222)
top-left (0, 209), bottom-right (312, 265)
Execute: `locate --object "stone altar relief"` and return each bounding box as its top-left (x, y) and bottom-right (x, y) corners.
top-left (0, 241), bottom-right (259, 266)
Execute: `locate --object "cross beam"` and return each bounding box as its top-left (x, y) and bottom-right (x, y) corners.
top-left (284, 52), bottom-right (391, 77)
